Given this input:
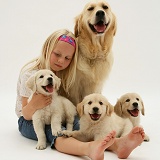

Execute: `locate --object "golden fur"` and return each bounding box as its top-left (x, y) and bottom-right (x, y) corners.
top-left (26, 69), bottom-right (77, 149)
top-left (62, 93), bottom-right (133, 141)
top-left (114, 92), bottom-right (149, 141)
top-left (67, 0), bottom-right (117, 105)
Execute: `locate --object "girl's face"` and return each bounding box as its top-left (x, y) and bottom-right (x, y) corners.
top-left (50, 41), bottom-right (75, 72)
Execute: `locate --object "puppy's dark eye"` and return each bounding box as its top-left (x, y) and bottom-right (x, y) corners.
top-left (103, 5), bottom-right (108, 9)
top-left (88, 101), bottom-right (92, 105)
top-left (39, 75), bottom-right (44, 78)
top-left (88, 7), bottom-right (94, 11)
top-left (99, 101), bottom-right (103, 105)
top-left (136, 98), bottom-right (139, 101)
top-left (50, 74), bottom-right (53, 77)
top-left (126, 99), bottom-right (130, 102)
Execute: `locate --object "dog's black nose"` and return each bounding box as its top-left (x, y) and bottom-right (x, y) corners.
top-left (47, 77), bottom-right (53, 83)
top-left (96, 10), bottom-right (105, 19)
top-left (132, 102), bottom-right (138, 108)
top-left (93, 107), bottom-right (99, 113)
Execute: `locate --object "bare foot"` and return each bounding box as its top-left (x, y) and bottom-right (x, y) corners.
top-left (88, 130), bottom-right (116, 160)
top-left (109, 126), bottom-right (145, 159)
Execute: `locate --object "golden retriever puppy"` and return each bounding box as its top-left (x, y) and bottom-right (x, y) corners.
top-left (26, 69), bottom-right (77, 149)
top-left (66, 0), bottom-right (117, 105)
top-left (114, 92), bottom-right (149, 141)
top-left (62, 93), bottom-right (133, 142)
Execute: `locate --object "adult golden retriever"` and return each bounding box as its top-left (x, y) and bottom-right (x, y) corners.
top-left (62, 93), bottom-right (133, 141)
top-left (68, 0), bottom-right (117, 105)
top-left (114, 92), bottom-right (149, 141)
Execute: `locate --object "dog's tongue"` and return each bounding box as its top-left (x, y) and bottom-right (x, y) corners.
top-left (130, 109), bottom-right (139, 117)
top-left (46, 84), bottom-right (53, 93)
top-left (90, 114), bottom-right (101, 120)
top-left (94, 24), bottom-right (106, 33)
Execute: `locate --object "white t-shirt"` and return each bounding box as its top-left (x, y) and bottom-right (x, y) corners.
top-left (15, 70), bottom-right (37, 118)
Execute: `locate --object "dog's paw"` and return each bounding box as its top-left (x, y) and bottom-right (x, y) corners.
top-left (36, 142), bottom-right (47, 150)
top-left (52, 130), bottom-right (62, 136)
top-left (144, 134), bottom-right (150, 142)
top-left (61, 130), bottom-right (73, 137)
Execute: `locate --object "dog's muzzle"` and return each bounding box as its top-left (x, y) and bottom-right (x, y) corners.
top-left (127, 102), bottom-right (139, 117)
top-left (89, 10), bottom-right (109, 34)
top-left (42, 77), bottom-right (53, 93)
top-left (89, 107), bottom-right (101, 121)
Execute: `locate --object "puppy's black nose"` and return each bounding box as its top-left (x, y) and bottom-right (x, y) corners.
top-left (96, 10), bottom-right (105, 19)
top-left (47, 77), bottom-right (53, 83)
top-left (93, 107), bottom-right (99, 113)
top-left (132, 102), bottom-right (138, 108)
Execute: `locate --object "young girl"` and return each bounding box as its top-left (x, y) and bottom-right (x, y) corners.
top-left (15, 29), bottom-right (145, 160)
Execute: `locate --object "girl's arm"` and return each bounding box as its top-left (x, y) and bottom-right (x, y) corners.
top-left (22, 93), bottom-right (52, 120)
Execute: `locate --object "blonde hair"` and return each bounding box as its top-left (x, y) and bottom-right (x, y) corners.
top-left (21, 29), bottom-right (78, 94)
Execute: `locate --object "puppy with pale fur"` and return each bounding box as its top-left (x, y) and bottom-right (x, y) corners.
top-left (26, 69), bottom-right (77, 149)
top-left (62, 93), bottom-right (133, 141)
top-left (114, 92), bottom-right (149, 141)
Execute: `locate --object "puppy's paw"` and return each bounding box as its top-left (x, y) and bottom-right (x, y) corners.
top-left (52, 130), bottom-right (62, 136)
top-left (36, 142), bottom-right (47, 150)
top-left (144, 134), bottom-right (150, 142)
top-left (61, 130), bottom-right (73, 137)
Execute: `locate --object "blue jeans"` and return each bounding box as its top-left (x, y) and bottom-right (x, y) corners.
top-left (18, 116), bottom-right (80, 148)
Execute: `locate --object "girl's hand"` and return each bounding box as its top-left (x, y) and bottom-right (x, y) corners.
top-left (22, 93), bottom-right (52, 120)
top-left (30, 93), bottom-right (52, 110)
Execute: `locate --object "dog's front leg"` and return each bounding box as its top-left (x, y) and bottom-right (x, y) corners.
top-left (33, 119), bottom-right (46, 150)
top-left (51, 115), bottom-right (62, 136)
top-left (65, 115), bottom-right (75, 131)
top-left (62, 130), bottom-right (88, 142)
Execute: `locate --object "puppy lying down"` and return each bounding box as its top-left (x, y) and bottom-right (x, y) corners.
top-left (26, 69), bottom-right (77, 149)
top-left (62, 93), bottom-right (133, 141)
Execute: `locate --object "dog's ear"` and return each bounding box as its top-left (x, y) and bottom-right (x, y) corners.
top-left (74, 14), bottom-right (82, 37)
top-left (114, 99), bottom-right (123, 117)
top-left (77, 102), bottom-right (84, 117)
top-left (112, 13), bottom-right (117, 36)
top-left (26, 75), bottom-right (36, 92)
top-left (107, 12), bottom-right (117, 36)
top-left (106, 102), bottom-right (114, 116)
top-left (141, 100), bottom-right (145, 116)
top-left (54, 76), bottom-right (61, 90)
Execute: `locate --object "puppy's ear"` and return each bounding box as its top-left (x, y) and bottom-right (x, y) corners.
top-left (141, 101), bottom-right (145, 116)
top-left (54, 76), bottom-right (61, 90)
top-left (106, 102), bottom-right (114, 116)
top-left (26, 75), bottom-right (36, 92)
top-left (74, 14), bottom-right (81, 37)
top-left (114, 99), bottom-right (123, 117)
top-left (77, 102), bottom-right (84, 117)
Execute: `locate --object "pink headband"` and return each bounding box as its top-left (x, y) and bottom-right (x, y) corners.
top-left (58, 35), bottom-right (76, 48)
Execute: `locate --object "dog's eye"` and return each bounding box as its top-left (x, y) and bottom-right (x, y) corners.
top-left (88, 7), bottom-right (94, 11)
top-left (88, 101), bottom-right (92, 105)
top-left (103, 5), bottom-right (108, 9)
top-left (125, 99), bottom-right (130, 102)
top-left (50, 74), bottom-right (53, 77)
top-left (136, 98), bottom-right (139, 101)
top-left (39, 75), bottom-right (44, 78)
top-left (99, 101), bottom-right (103, 105)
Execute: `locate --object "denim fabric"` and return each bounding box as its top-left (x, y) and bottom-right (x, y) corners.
top-left (18, 116), bottom-right (79, 148)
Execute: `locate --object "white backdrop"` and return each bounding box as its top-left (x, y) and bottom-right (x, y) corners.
top-left (0, 0), bottom-right (160, 159)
